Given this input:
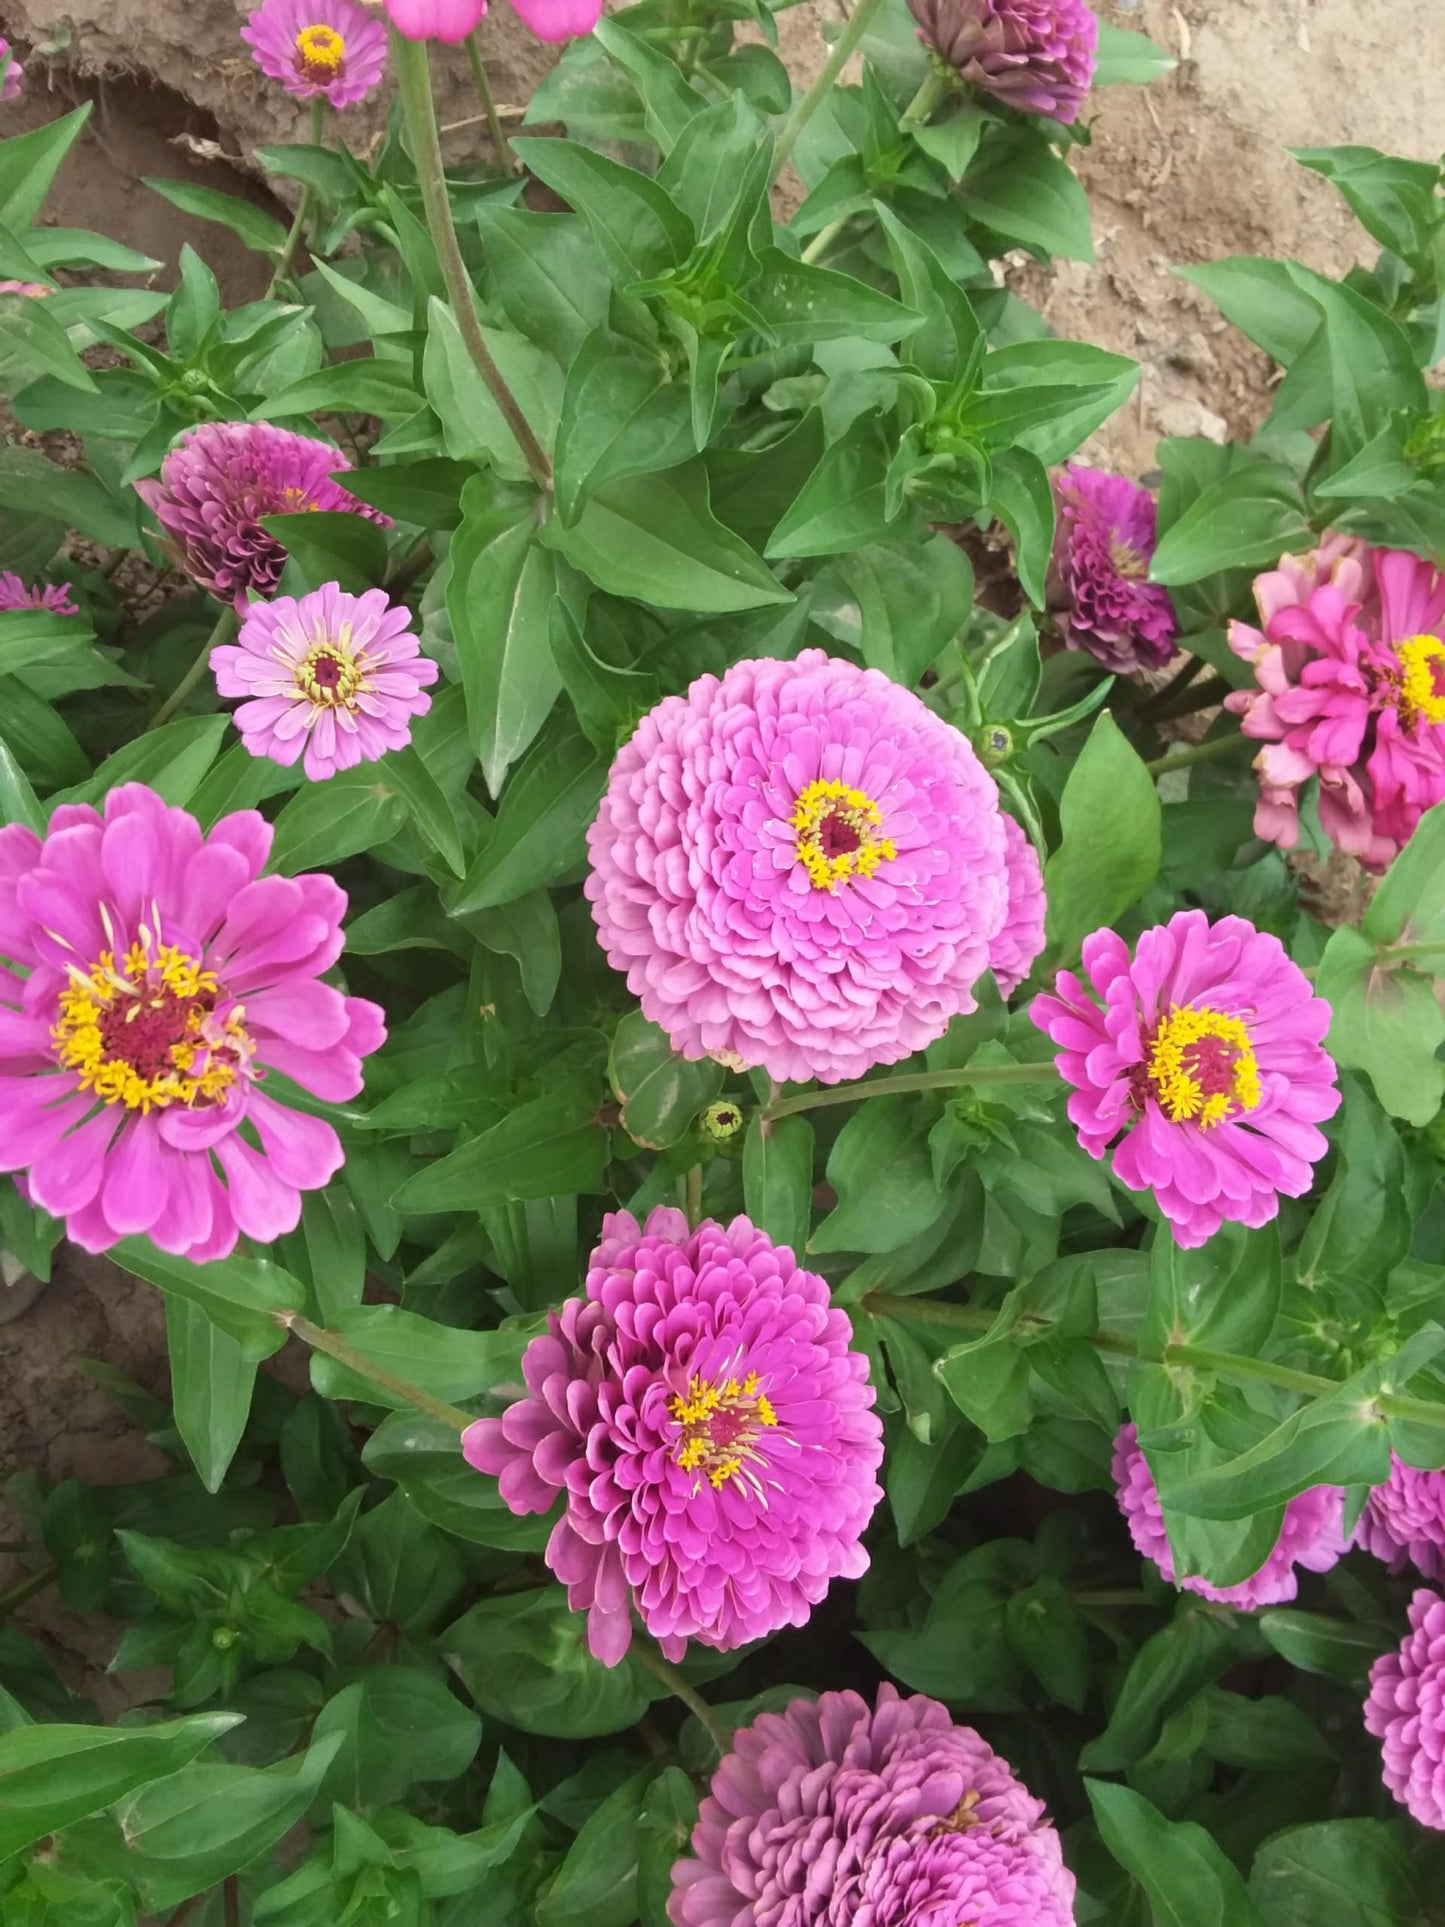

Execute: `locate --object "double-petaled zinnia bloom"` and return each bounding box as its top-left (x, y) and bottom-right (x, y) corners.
top-left (1031, 910), bottom-right (1339, 1247)
top-left (670, 1685), bottom-right (1076, 1927)
top-left (463, 1209), bottom-right (884, 1666)
top-left (1227, 538), bottom-right (1445, 868)
top-left (586, 650), bottom-right (1045, 1087)
top-left (1354, 1456), bottom-right (1445, 1582)
top-left (0, 38), bottom-right (23, 102)
top-left (1365, 1590), bottom-right (1445, 1828)
top-left (0, 784), bottom-right (384, 1260)
top-left (905, 0), bottom-right (1096, 123)
top-left (0, 573), bottom-right (77, 616)
top-left (1048, 465), bottom-right (1178, 672)
top-left (243, 0), bottom-right (388, 107)
top-left (212, 584), bottom-right (438, 781)
top-left (135, 423), bottom-right (389, 613)
top-left (1112, 1423), bottom-right (1344, 1607)
top-left (385, 0), bottom-right (602, 43)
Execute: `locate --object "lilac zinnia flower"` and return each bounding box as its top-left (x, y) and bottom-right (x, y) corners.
top-left (1365, 1589), bottom-right (1445, 1828)
top-left (463, 1209), bottom-right (884, 1666)
top-left (670, 1684), bottom-right (1076, 1927)
top-left (1112, 1423), bottom-right (1344, 1607)
top-left (135, 423), bottom-right (390, 613)
top-left (212, 583), bottom-right (439, 782)
top-left (242, 0), bottom-right (388, 108)
top-left (1355, 1455), bottom-right (1445, 1582)
top-left (0, 783), bottom-right (384, 1262)
top-left (1031, 910), bottom-right (1340, 1247)
top-left (990, 814), bottom-right (1046, 998)
top-left (904, 0), bottom-right (1096, 124)
top-left (1049, 466), bottom-right (1178, 673)
top-left (0, 573), bottom-right (77, 616)
top-left (0, 38), bottom-right (23, 103)
top-left (586, 648), bottom-right (1028, 1086)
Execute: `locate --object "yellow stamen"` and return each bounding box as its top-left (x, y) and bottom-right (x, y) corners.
top-left (296, 23), bottom-right (346, 73)
top-left (667, 1372), bottom-right (781, 1492)
top-left (1397, 633), bottom-right (1445, 728)
top-left (1147, 1003), bottom-right (1261, 1129)
top-left (789, 777), bottom-right (897, 894)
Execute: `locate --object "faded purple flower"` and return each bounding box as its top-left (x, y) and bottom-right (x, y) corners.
top-left (0, 38), bottom-right (23, 103)
top-left (1365, 1589), bottom-right (1445, 1828)
top-left (990, 814), bottom-right (1046, 997)
top-left (1355, 1455), bottom-right (1445, 1582)
top-left (905, 0), bottom-right (1096, 124)
top-left (0, 573), bottom-right (77, 616)
top-left (242, 0), bottom-right (388, 108)
top-left (0, 281), bottom-right (49, 298)
top-left (1049, 465), bottom-right (1178, 672)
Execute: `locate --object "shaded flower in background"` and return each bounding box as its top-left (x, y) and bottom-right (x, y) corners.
top-left (905, 0), bottom-right (1096, 124)
top-left (1031, 909), bottom-right (1339, 1246)
top-left (1354, 1455), bottom-right (1445, 1581)
top-left (0, 784), bottom-right (384, 1261)
top-left (382, 0), bottom-right (487, 39)
top-left (990, 814), bottom-right (1047, 997)
top-left (0, 280), bottom-right (50, 298)
top-left (587, 649), bottom-right (1031, 1086)
top-left (1365, 1588), bottom-right (1445, 1828)
top-left (1112, 1422), bottom-right (1345, 1606)
top-left (135, 422), bottom-right (390, 613)
top-left (670, 1684), bottom-right (1076, 1927)
top-left (1227, 538), bottom-right (1445, 869)
top-left (243, 0), bottom-right (389, 107)
top-left (0, 573), bottom-right (77, 616)
top-left (1048, 465), bottom-right (1178, 672)
top-left (464, 1209), bottom-right (883, 1667)
top-left (213, 583), bottom-right (438, 781)
top-left (0, 37), bottom-right (23, 102)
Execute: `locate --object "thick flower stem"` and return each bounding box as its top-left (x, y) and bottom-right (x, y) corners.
top-left (800, 213), bottom-right (851, 265)
top-left (465, 31), bottom-right (516, 176)
top-left (149, 604), bottom-right (237, 731)
top-left (761, 1060), bottom-right (1059, 1123)
top-left (772, 0), bottom-right (889, 181)
top-left (1145, 734), bottom-right (1252, 778)
top-left (900, 65), bottom-right (950, 129)
top-left (0, 1562), bottom-right (58, 1617)
top-left (632, 1640), bottom-right (733, 1759)
top-left (278, 1310), bottom-right (474, 1433)
top-left (392, 32), bottom-right (552, 493)
top-left (266, 97), bottom-right (327, 300)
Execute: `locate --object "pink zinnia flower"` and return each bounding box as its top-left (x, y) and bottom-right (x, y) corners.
top-left (1227, 540), bottom-right (1445, 869)
top-left (383, 0), bottom-right (487, 38)
top-left (0, 574), bottom-right (77, 616)
top-left (904, 0), bottom-right (1096, 123)
top-left (135, 423), bottom-right (390, 614)
top-left (242, 0), bottom-right (388, 107)
top-left (0, 38), bottom-right (23, 103)
top-left (0, 784), bottom-right (385, 1262)
top-left (463, 1209), bottom-right (884, 1667)
top-left (991, 814), bottom-right (1046, 998)
top-left (670, 1684), bottom-right (1076, 1927)
top-left (1112, 1423), bottom-right (1344, 1607)
top-left (1048, 466), bottom-right (1178, 672)
top-left (1030, 909), bottom-right (1340, 1247)
top-left (1355, 1455), bottom-right (1445, 1582)
top-left (0, 281), bottom-right (49, 298)
top-left (1365, 1589), bottom-right (1445, 1829)
top-left (212, 584), bottom-right (438, 782)
top-left (586, 649), bottom-right (1036, 1086)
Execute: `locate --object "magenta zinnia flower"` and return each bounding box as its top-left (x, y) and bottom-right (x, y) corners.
top-left (242, 0), bottom-right (388, 107)
top-left (1354, 1455), bottom-right (1445, 1582)
top-left (212, 584), bottom-right (438, 781)
top-left (1227, 540), bottom-right (1445, 869)
top-left (1031, 909), bottom-right (1340, 1247)
top-left (905, 0), bottom-right (1096, 123)
top-left (0, 38), bottom-right (23, 103)
top-left (670, 1684), bottom-right (1076, 1927)
top-left (586, 649), bottom-right (1034, 1086)
top-left (1365, 1589), bottom-right (1445, 1829)
top-left (991, 814), bottom-right (1046, 998)
top-left (135, 423), bottom-right (390, 614)
top-left (1112, 1423), bottom-right (1344, 1607)
top-left (384, 0), bottom-right (487, 38)
top-left (0, 573), bottom-right (77, 616)
top-left (0, 784), bottom-right (384, 1262)
top-left (1048, 466), bottom-right (1178, 672)
top-left (463, 1209), bottom-right (884, 1667)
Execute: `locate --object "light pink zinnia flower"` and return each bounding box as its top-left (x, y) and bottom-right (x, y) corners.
top-left (670, 1684), bottom-right (1076, 1927)
top-left (212, 584), bottom-right (438, 782)
top-left (904, 0), bottom-right (1096, 123)
top-left (991, 815), bottom-right (1046, 998)
top-left (1030, 909), bottom-right (1340, 1247)
top-left (1049, 466), bottom-right (1179, 672)
top-left (463, 1209), bottom-right (884, 1667)
top-left (0, 38), bottom-right (23, 103)
top-left (242, 0), bottom-right (388, 107)
top-left (384, 0), bottom-right (487, 38)
top-left (586, 649), bottom-right (1034, 1086)
top-left (0, 281), bottom-right (49, 298)
top-left (1365, 1589), bottom-right (1445, 1829)
top-left (0, 784), bottom-right (384, 1262)
top-left (1112, 1423), bottom-right (1344, 1607)
top-left (0, 573), bottom-right (77, 616)
top-left (1355, 1455), bottom-right (1445, 1582)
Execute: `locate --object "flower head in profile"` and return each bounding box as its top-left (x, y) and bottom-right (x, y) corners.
top-left (463, 1209), bottom-right (883, 1666)
top-left (1048, 465), bottom-right (1178, 672)
top-left (242, 0), bottom-right (388, 107)
top-left (0, 38), bottom-right (23, 103)
top-left (135, 422), bottom-right (390, 613)
top-left (670, 1684), bottom-right (1076, 1927)
top-left (1031, 909), bottom-right (1339, 1246)
top-left (0, 784), bottom-right (384, 1262)
top-left (904, 0), bottom-right (1096, 124)
top-left (1112, 1423), bottom-right (1344, 1607)
top-left (212, 583), bottom-right (438, 781)
top-left (587, 649), bottom-right (1040, 1086)
top-left (1354, 1455), bottom-right (1445, 1582)
top-left (1365, 1589), bottom-right (1445, 1828)
top-left (0, 573), bottom-right (77, 616)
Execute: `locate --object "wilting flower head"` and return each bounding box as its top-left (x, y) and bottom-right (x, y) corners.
top-left (0, 281), bottom-right (49, 298)
top-left (1227, 539), bottom-right (1445, 869)
top-left (0, 574), bottom-right (77, 616)
top-left (1365, 1589), bottom-right (1445, 1828)
top-left (905, 0), bottom-right (1096, 124)
top-left (135, 423), bottom-right (390, 613)
top-left (0, 784), bottom-right (384, 1261)
top-left (0, 38), bottom-right (23, 103)
top-left (586, 649), bottom-right (1040, 1085)
top-left (242, 0), bottom-right (388, 106)
top-left (670, 1684), bottom-right (1076, 1927)
top-left (1112, 1423), bottom-right (1344, 1606)
top-left (383, 0), bottom-right (487, 38)
top-left (212, 584), bottom-right (438, 782)
top-left (1354, 1455), bottom-right (1445, 1581)
top-left (1049, 466), bottom-right (1178, 672)
top-left (1031, 909), bottom-right (1339, 1247)
top-left (991, 815), bottom-right (1046, 998)
top-left (463, 1209), bottom-right (883, 1666)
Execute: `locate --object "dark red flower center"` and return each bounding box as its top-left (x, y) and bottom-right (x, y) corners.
top-left (818, 810), bottom-right (863, 859)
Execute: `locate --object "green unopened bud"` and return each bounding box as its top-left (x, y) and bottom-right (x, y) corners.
top-left (211, 1625), bottom-right (238, 1651)
top-left (979, 724), bottom-right (1013, 767)
top-left (700, 1100), bottom-right (745, 1143)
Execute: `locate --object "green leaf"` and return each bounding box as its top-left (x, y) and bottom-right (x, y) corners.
top-left (1256, 1610), bottom-right (1389, 1684)
top-left (538, 1770), bottom-right (650, 1927)
top-left (1092, 22), bottom-right (1177, 85)
top-left (424, 300), bottom-right (563, 483)
top-left (742, 1114), bottom-right (814, 1257)
top-left (1248, 1819), bottom-right (1418, 1927)
top-left (384, 744), bottom-right (467, 879)
top-left (339, 457), bottom-right (473, 531)
top-left (957, 129), bottom-right (1094, 262)
top-left (165, 1297), bottom-right (259, 1496)
top-left (748, 250), bottom-right (918, 347)
top-left (442, 1587), bottom-right (654, 1738)
top-left (394, 1086), bottom-right (608, 1216)
top-left (452, 716), bottom-right (606, 912)
top-left (364, 1410), bottom-right (550, 1551)
top-left (260, 508), bottom-right (390, 595)
top-left (1150, 465), bottom-right (1312, 585)
top-left (1317, 923), bottom-right (1445, 1126)
top-left (331, 1491), bottom-right (466, 1635)
top-left (144, 177), bottom-right (289, 256)
top-left (550, 596), bottom-right (655, 752)
top-left (554, 333), bottom-right (695, 526)
top-left (258, 358), bottom-right (423, 423)
top-left (984, 447), bottom-right (1056, 608)
top-left (0, 106), bottom-right (92, 230)
top-left (476, 206), bottom-right (613, 367)
top-left (1173, 258), bottom-right (1324, 367)
top-left (1283, 264), bottom-right (1427, 461)
top-left (768, 416), bottom-right (924, 561)
top-left (1004, 1577), bottom-right (1092, 1711)
top-left (591, 17), bottom-right (707, 150)
top-left (1291, 145), bottom-right (1442, 264)
top-left (637, 1767), bottom-right (700, 1927)
top-left (311, 1672), bottom-right (480, 1812)
top-left (464, 889), bottom-right (563, 1017)
top-left (267, 764), bottom-right (408, 873)
top-left (811, 1097), bottom-right (947, 1255)
top-left (1082, 1608), bottom-right (1237, 1771)
top-left (812, 536), bottom-right (974, 686)
top-left (1044, 710), bottom-right (1161, 958)
top-left (111, 1241), bottom-right (299, 1358)
top-left (1361, 797), bottom-right (1445, 947)
top-left (515, 137), bottom-right (694, 286)
top-left (1086, 1779), bottom-right (1270, 1927)
top-left (308, 1304), bottom-right (527, 1408)
top-left (610, 1011), bottom-right (723, 1150)
top-left (0, 445), bottom-right (137, 548)
top-left (979, 339), bottom-right (1140, 467)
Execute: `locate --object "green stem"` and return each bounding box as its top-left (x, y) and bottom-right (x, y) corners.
top-left (279, 1312), bottom-right (474, 1433)
top-left (631, 1640), bottom-right (732, 1759)
top-left (1145, 734), bottom-right (1251, 778)
top-left (900, 65), bottom-right (950, 129)
top-left (1380, 941), bottom-right (1445, 969)
top-left (0, 1563), bottom-right (58, 1616)
top-left (465, 31), bottom-right (516, 176)
top-left (1153, 675), bottom-right (1231, 724)
top-left (761, 1060), bottom-right (1058, 1123)
top-left (1068, 1588), bottom-right (1153, 1608)
top-left (392, 31), bottom-right (552, 493)
top-left (1163, 1344), bottom-right (1333, 1399)
top-left (266, 98), bottom-right (327, 299)
top-left (149, 605), bottom-right (237, 731)
top-left (864, 1289), bottom-right (1137, 1356)
top-left (800, 213), bottom-right (852, 265)
top-left (772, 0), bottom-right (889, 180)
top-left (1137, 652), bottom-right (1206, 717)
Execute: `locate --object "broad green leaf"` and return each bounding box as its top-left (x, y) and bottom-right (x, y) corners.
top-left (811, 535), bottom-right (974, 686)
top-left (451, 717), bottom-right (606, 912)
top-left (550, 596), bottom-right (655, 752)
top-left (392, 1086), bottom-right (609, 1215)
top-left (0, 106), bottom-right (92, 231)
top-left (267, 764), bottom-right (408, 872)
top-left (1150, 466), bottom-right (1312, 585)
top-left (339, 456), bottom-right (473, 530)
top-left (383, 745), bottom-right (468, 879)
top-left (1292, 145), bottom-right (1442, 264)
top-left (609, 1011), bottom-right (723, 1149)
top-left (768, 416), bottom-right (924, 561)
top-left (1092, 22), bottom-right (1177, 85)
top-left (742, 1114), bottom-right (814, 1258)
top-left (165, 1297), bottom-right (259, 1495)
top-left (331, 1491), bottom-right (466, 1635)
top-left (424, 300), bottom-right (563, 483)
top-left (257, 358), bottom-right (423, 423)
top-left (144, 177), bottom-right (288, 255)
top-left (1317, 923), bottom-right (1445, 1126)
top-left (811, 1097), bottom-right (948, 1255)
top-left (0, 445), bottom-right (137, 548)
top-left (308, 1303), bottom-right (527, 1408)
top-left (1081, 1608), bottom-right (1237, 1771)
top-left (1283, 264), bottom-right (1427, 460)
top-left (554, 333), bottom-right (695, 526)
top-left (1248, 1819), bottom-right (1417, 1927)
top-left (516, 137), bottom-right (694, 286)
top-left (1257, 1610), bottom-right (1390, 1684)
top-left (1044, 710), bottom-right (1161, 958)
top-left (1086, 1779), bottom-right (1270, 1927)
top-left (1361, 797), bottom-right (1445, 947)
top-left (1174, 257), bottom-right (1323, 367)
top-left (476, 205), bottom-right (613, 367)
top-left (984, 447), bottom-right (1056, 607)
top-left (957, 129), bottom-right (1094, 262)
top-left (311, 1672), bottom-right (480, 1812)
top-left (111, 1241), bottom-right (299, 1358)
top-left (364, 1410), bottom-right (550, 1551)
top-left (537, 1770), bottom-right (649, 1927)
top-left (260, 508), bottom-right (390, 594)
top-left (442, 1587), bottom-right (654, 1738)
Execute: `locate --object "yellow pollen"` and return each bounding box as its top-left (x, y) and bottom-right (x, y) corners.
top-left (790, 778), bottom-right (897, 893)
top-left (296, 23), bottom-right (346, 72)
top-left (1397, 633), bottom-right (1445, 728)
top-left (668, 1372), bottom-right (781, 1492)
top-left (1146, 1003), bottom-right (1262, 1129)
top-left (1110, 539), bottom-right (1147, 579)
top-left (294, 623), bottom-right (363, 709)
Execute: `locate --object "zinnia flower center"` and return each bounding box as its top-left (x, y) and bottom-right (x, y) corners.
top-left (51, 923), bottom-right (253, 1114)
top-left (1396, 632), bottom-right (1445, 727)
top-left (296, 23), bottom-right (346, 74)
top-left (296, 638), bottom-right (361, 708)
top-left (791, 778), bottom-right (897, 892)
top-left (1110, 537), bottom-right (1147, 578)
top-left (1143, 1003), bottom-right (1262, 1128)
top-left (669, 1372), bottom-right (779, 1491)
